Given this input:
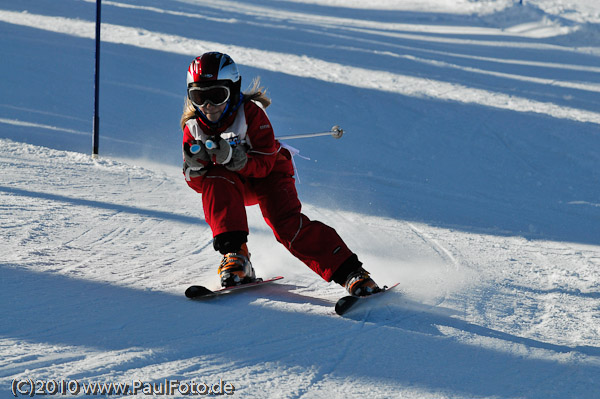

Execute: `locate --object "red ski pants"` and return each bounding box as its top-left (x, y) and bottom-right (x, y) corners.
top-left (193, 165), bottom-right (355, 282)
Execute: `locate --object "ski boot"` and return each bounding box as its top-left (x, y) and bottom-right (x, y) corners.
top-left (217, 243), bottom-right (256, 287)
top-left (344, 267), bottom-right (381, 297)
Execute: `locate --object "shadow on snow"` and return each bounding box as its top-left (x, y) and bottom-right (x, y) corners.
top-left (1, 265), bottom-right (599, 398)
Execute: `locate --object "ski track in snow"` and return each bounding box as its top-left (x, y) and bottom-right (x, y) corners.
top-left (1, 0), bottom-right (600, 397)
top-left (2, 139), bottom-right (600, 398)
top-left (1, 7), bottom-right (600, 126)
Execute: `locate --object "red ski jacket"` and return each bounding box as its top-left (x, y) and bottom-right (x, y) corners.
top-left (182, 101), bottom-right (290, 190)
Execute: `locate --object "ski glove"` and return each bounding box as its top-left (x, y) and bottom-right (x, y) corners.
top-left (226, 144), bottom-right (248, 171)
top-left (206, 137), bottom-right (248, 172)
top-left (183, 140), bottom-right (210, 180)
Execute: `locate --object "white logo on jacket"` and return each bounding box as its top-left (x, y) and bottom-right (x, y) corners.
top-left (185, 105), bottom-right (251, 148)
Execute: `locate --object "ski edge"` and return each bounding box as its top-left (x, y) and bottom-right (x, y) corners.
top-left (185, 276), bottom-right (284, 299)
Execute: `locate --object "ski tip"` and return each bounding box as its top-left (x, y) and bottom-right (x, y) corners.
top-left (386, 282), bottom-right (400, 290)
top-left (334, 282), bottom-right (401, 316)
top-left (334, 295), bottom-right (359, 316)
top-left (185, 285), bottom-right (214, 299)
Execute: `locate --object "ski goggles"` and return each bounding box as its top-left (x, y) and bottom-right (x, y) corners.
top-left (188, 85), bottom-right (231, 107)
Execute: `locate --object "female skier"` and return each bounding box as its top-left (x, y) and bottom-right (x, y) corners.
top-left (180, 52), bottom-right (380, 296)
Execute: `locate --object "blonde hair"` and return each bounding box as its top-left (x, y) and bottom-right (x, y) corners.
top-left (180, 77), bottom-right (271, 131)
top-left (245, 77), bottom-right (271, 109)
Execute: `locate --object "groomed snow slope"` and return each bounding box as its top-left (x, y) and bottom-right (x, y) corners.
top-left (2, 138), bottom-right (599, 398)
top-left (1, 0), bottom-right (600, 398)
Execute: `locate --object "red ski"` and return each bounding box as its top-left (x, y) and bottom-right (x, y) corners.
top-left (185, 276), bottom-right (284, 299)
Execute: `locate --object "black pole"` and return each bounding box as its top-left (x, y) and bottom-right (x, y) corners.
top-left (92, 0), bottom-right (101, 158)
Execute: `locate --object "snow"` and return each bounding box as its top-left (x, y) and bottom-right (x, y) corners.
top-left (1, 0), bottom-right (599, 397)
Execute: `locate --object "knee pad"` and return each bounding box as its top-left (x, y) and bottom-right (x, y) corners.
top-left (213, 231), bottom-right (248, 254)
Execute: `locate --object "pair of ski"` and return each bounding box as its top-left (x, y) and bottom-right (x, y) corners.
top-left (185, 276), bottom-right (398, 316)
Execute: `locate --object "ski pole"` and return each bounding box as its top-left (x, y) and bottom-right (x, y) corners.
top-left (204, 139), bottom-right (220, 150)
top-left (276, 125), bottom-right (344, 141)
top-left (200, 125), bottom-right (343, 151)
